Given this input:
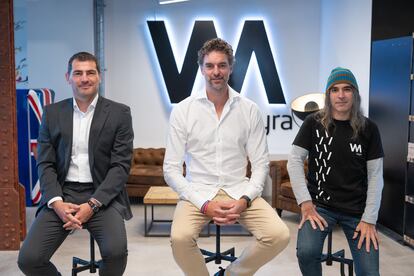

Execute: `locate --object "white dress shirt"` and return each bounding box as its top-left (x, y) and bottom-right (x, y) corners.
top-left (47, 94), bottom-right (98, 207)
top-left (163, 87), bottom-right (269, 209)
top-left (65, 94), bottom-right (98, 182)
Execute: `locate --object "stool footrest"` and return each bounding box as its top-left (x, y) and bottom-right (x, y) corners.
top-left (200, 247), bottom-right (237, 264)
top-left (72, 257), bottom-right (102, 274)
top-left (320, 230), bottom-right (354, 276)
top-left (200, 224), bottom-right (238, 265)
top-left (73, 257), bottom-right (92, 267)
top-left (71, 235), bottom-right (102, 276)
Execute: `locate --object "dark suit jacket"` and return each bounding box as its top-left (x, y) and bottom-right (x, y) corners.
top-left (36, 96), bottom-right (134, 220)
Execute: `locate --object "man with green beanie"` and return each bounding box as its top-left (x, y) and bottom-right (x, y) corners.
top-left (287, 67), bottom-right (384, 275)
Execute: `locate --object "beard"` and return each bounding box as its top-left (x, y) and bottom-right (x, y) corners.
top-left (208, 77), bottom-right (227, 91)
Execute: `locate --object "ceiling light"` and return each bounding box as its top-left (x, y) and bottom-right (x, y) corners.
top-left (159, 0), bottom-right (190, 5)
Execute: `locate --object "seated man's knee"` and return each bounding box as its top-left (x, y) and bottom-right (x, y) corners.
top-left (273, 221), bottom-right (290, 245)
top-left (297, 243), bottom-right (321, 262)
top-left (17, 247), bottom-right (45, 274)
top-left (296, 236), bottom-right (323, 263)
top-left (354, 254), bottom-right (379, 276)
top-left (100, 239), bottom-right (128, 261)
top-left (170, 227), bottom-right (197, 250)
top-left (278, 223), bottom-right (291, 247)
top-left (259, 221), bottom-right (290, 251)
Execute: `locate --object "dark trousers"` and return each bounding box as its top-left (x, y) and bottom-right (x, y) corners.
top-left (297, 206), bottom-right (379, 276)
top-left (18, 182), bottom-right (128, 276)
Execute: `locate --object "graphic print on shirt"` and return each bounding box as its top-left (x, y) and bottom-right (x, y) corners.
top-left (314, 129), bottom-right (333, 202)
top-left (349, 143), bottom-right (362, 156)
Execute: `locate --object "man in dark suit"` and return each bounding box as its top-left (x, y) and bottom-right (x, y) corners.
top-left (18, 52), bottom-right (134, 276)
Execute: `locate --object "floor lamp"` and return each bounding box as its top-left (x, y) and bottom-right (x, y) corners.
top-left (291, 93), bottom-right (325, 126)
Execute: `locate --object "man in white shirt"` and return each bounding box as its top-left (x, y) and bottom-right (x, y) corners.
top-left (18, 52), bottom-right (133, 276)
top-left (163, 38), bottom-right (290, 276)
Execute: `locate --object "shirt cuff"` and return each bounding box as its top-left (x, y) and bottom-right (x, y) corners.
top-left (47, 196), bottom-right (63, 208)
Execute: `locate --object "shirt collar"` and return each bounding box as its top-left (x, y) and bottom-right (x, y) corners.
top-left (195, 86), bottom-right (241, 104)
top-left (73, 93), bottom-right (99, 113)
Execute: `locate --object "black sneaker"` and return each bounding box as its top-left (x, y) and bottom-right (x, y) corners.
top-left (214, 266), bottom-right (225, 276)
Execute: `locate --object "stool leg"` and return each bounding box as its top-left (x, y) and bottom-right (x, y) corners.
top-left (72, 256), bottom-right (79, 276)
top-left (326, 230), bottom-right (333, 265)
top-left (339, 259), bottom-right (354, 276)
top-left (215, 225), bottom-right (221, 264)
top-left (349, 261), bottom-right (354, 276)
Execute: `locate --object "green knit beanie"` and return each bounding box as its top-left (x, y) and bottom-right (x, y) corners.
top-left (326, 67), bottom-right (358, 93)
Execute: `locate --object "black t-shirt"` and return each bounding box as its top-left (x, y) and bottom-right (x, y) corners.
top-left (293, 114), bottom-right (384, 215)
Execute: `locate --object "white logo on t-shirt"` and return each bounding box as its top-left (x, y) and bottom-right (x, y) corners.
top-left (349, 143), bottom-right (362, 154)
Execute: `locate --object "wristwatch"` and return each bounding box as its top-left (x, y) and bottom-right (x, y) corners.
top-left (240, 195), bottom-right (252, 208)
top-left (88, 199), bottom-right (100, 213)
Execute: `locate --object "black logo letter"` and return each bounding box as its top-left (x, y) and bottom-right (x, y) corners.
top-left (147, 21), bottom-right (217, 103)
top-left (229, 21), bottom-right (285, 104)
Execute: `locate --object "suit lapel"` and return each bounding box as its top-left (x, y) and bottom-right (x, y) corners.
top-left (89, 96), bottom-right (110, 170)
top-left (60, 98), bottom-right (74, 175)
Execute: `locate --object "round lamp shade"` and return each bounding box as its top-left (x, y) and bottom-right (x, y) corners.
top-left (291, 93), bottom-right (325, 121)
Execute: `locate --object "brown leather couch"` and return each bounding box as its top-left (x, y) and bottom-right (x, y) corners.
top-left (270, 160), bottom-right (307, 216)
top-left (126, 148), bottom-right (167, 197)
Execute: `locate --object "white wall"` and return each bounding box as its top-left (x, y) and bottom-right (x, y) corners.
top-left (26, 0), bottom-right (94, 102)
top-left (104, 0), bottom-right (324, 152)
top-left (319, 0), bottom-right (372, 114)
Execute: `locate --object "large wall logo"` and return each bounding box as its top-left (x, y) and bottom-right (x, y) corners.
top-left (147, 20), bottom-right (286, 104)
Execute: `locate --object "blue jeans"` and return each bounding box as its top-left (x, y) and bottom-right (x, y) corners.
top-left (297, 207), bottom-right (379, 276)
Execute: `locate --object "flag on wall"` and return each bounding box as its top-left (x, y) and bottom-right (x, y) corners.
top-left (17, 88), bottom-right (55, 206)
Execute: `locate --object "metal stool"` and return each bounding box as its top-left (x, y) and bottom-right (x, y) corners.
top-left (200, 224), bottom-right (237, 264)
top-left (321, 229), bottom-right (354, 276)
top-left (72, 234), bottom-right (102, 276)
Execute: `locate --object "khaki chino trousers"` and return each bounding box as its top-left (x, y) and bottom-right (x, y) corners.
top-left (170, 190), bottom-right (290, 276)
